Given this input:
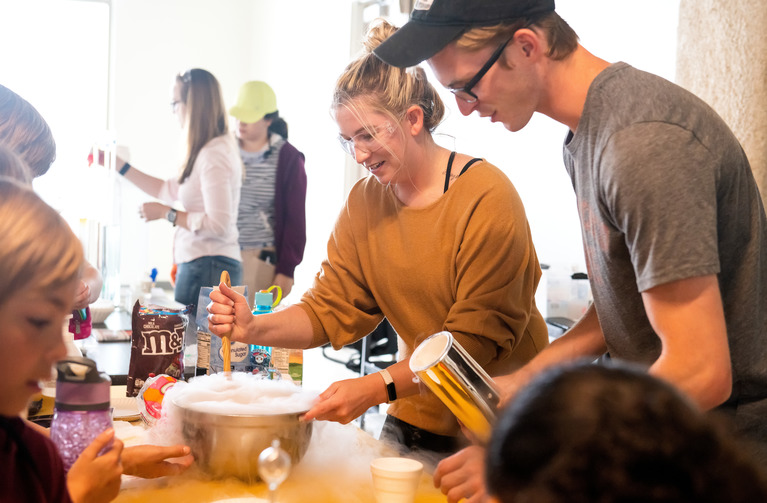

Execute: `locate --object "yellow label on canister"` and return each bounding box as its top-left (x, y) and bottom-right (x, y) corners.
top-left (415, 362), bottom-right (493, 443)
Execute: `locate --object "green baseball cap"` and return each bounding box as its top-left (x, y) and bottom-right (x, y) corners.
top-left (229, 81), bottom-right (278, 123)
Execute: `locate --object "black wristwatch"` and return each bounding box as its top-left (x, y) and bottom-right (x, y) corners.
top-left (379, 368), bottom-right (397, 403)
top-left (166, 208), bottom-right (178, 226)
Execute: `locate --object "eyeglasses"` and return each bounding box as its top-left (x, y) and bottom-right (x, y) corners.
top-left (450, 37), bottom-right (513, 104)
top-left (338, 122), bottom-right (397, 157)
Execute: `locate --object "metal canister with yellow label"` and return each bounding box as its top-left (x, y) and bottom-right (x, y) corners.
top-left (409, 331), bottom-right (500, 444)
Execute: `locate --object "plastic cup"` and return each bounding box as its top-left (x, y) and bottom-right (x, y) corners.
top-left (370, 457), bottom-right (423, 503)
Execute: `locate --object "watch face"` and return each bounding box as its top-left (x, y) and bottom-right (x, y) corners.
top-left (167, 209), bottom-right (177, 223)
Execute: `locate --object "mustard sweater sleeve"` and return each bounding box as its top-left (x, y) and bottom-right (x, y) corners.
top-left (443, 164), bottom-right (548, 374)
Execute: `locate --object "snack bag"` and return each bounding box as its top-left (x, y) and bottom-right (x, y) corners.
top-left (136, 373), bottom-right (178, 426)
top-left (127, 300), bottom-right (189, 397)
top-left (194, 287), bottom-right (213, 376)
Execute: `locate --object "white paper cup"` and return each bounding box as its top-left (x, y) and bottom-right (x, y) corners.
top-left (370, 457), bottom-right (423, 503)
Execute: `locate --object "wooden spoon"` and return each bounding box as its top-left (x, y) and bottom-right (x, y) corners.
top-left (220, 270), bottom-right (232, 378)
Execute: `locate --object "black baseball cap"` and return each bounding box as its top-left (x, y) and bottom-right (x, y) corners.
top-left (374, 0), bottom-right (556, 68)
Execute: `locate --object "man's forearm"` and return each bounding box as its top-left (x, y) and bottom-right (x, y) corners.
top-left (495, 305), bottom-right (607, 406)
top-left (642, 274), bottom-right (732, 411)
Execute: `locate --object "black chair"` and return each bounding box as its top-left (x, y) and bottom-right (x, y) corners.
top-left (545, 316), bottom-right (574, 340)
top-left (322, 318), bottom-right (398, 374)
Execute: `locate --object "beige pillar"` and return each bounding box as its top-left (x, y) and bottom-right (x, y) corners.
top-left (676, 1), bottom-right (767, 206)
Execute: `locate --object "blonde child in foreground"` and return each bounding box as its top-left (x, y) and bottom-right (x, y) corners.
top-left (0, 170), bottom-right (122, 502)
top-left (0, 85), bottom-right (194, 494)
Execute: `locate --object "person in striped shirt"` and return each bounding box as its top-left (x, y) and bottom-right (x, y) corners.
top-left (229, 81), bottom-right (307, 306)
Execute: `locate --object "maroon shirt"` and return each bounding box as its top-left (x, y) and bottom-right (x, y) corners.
top-left (273, 141), bottom-right (307, 278)
top-left (0, 416), bottom-right (71, 503)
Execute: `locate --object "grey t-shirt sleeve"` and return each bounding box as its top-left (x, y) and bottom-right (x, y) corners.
top-left (600, 121), bottom-right (721, 291)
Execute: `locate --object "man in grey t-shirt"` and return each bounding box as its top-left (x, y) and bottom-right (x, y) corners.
top-left (375, 0), bottom-right (767, 500)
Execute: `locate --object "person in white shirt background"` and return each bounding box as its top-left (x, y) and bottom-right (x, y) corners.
top-left (102, 68), bottom-right (243, 314)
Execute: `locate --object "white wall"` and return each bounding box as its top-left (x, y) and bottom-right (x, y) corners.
top-left (677, 0), bottom-right (767, 207)
top-left (0, 0), bottom-right (110, 250)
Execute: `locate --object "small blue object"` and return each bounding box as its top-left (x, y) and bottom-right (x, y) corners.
top-left (254, 291), bottom-right (273, 311)
top-left (150, 268), bottom-right (158, 282)
top-left (250, 292), bottom-right (274, 372)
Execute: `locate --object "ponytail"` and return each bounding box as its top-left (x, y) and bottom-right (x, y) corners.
top-left (265, 111), bottom-right (288, 140)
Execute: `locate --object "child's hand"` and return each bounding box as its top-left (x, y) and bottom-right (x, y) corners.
top-left (73, 280), bottom-right (91, 310)
top-left (67, 428), bottom-right (123, 503)
top-left (121, 444), bottom-right (194, 478)
top-left (433, 445), bottom-right (488, 503)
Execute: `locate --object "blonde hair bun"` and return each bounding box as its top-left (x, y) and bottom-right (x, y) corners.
top-left (362, 19), bottom-right (399, 54)
top-left (333, 18), bottom-right (446, 133)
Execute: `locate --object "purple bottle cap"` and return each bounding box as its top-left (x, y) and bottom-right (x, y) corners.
top-left (54, 356), bottom-right (111, 411)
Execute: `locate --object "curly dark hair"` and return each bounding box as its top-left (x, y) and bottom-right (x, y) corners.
top-left (486, 360), bottom-right (767, 503)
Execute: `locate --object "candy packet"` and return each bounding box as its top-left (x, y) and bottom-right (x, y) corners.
top-left (126, 300), bottom-right (189, 397)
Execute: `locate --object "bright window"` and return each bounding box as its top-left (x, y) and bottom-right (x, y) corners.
top-left (0, 0), bottom-right (113, 296)
top-left (0, 0), bottom-right (110, 215)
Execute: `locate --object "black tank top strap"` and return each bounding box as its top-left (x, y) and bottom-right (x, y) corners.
top-left (443, 151), bottom-right (457, 193)
top-left (444, 153), bottom-right (483, 193)
top-left (460, 157), bottom-right (483, 176)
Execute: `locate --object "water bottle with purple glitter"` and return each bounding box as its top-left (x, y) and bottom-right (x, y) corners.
top-left (50, 357), bottom-right (113, 471)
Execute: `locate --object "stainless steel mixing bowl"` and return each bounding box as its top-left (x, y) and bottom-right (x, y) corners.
top-left (173, 399), bottom-right (313, 482)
